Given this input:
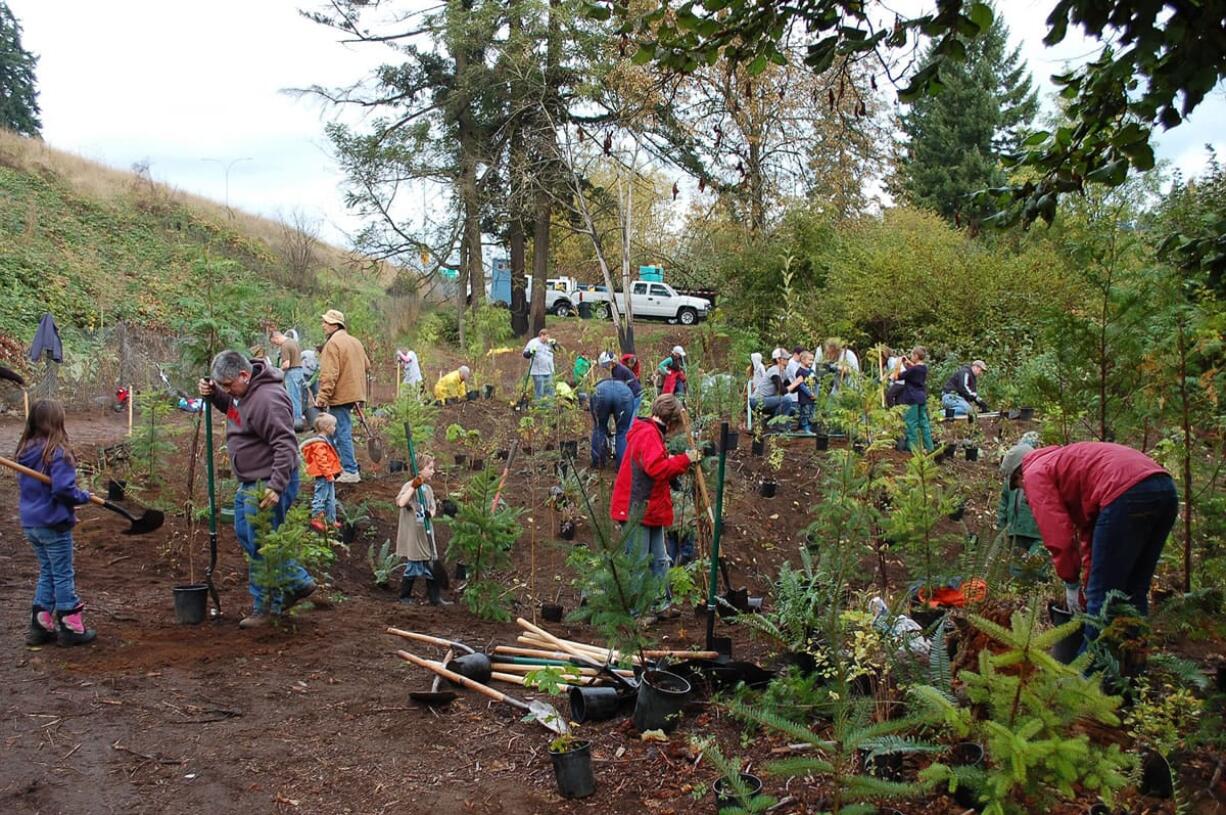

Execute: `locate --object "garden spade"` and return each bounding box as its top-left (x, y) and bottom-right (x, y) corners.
top-left (202, 398), bottom-right (222, 617)
top-left (397, 649), bottom-right (568, 735)
top-left (403, 422), bottom-right (449, 591)
top-left (0, 456), bottom-right (165, 535)
top-left (355, 404), bottom-right (384, 463)
top-left (410, 648), bottom-right (458, 707)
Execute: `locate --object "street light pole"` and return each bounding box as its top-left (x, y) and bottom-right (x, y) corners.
top-left (201, 156), bottom-right (252, 219)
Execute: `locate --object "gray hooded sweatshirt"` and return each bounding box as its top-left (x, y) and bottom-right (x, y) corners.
top-left (209, 360), bottom-right (298, 495)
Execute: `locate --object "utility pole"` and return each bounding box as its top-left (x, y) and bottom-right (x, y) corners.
top-left (201, 156), bottom-right (253, 219)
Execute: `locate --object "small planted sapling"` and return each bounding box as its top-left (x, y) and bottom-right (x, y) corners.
top-left (439, 468), bottom-right (522, 621)
top-left (128, 391), bottom-right (179, 487)
top-left (884, 449), bottom-right (960, 601)
top-left (246, 502), bottom-right (341, 615)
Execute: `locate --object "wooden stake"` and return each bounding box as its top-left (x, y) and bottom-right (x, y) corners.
top-left (22, 388), bottom-right (29, 419)
top-left (127, 385), bottom-right (134, 436)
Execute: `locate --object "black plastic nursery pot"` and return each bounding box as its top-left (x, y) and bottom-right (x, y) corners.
top-left (751, 438), bottom-right (764, 456)
top-left (495, 448), bottom-right (510, 460)
top-left (1018, 407), bottom-right (1035, 421)
top-left (568, 685), bottom-right (621, 724)
top-left (852, 441), bottom-right (866, 454)
top-left (454, 562), bottom-right (468, 581)
top-left (172, 584), bottom-right (209, 625)
top-left (453, 453), bottom-right (467, 466)
top-left (815, 433), bottom-right (829, 451)
top-left (469, 457), bottom-right (485, 471)
top-left (388, 459), bottom-right (407, 473)
top-left (341, 523), bottom-right (358, 544)
top-left (559, 520), bottom-right (577, 541)
top-left (561, 440), bottom-right (578, 459)
top-left (441, 498), bottom-right (459, 517)
top-left (860, 748), bottom-right (904, 781)
top-left (550, 740), bottom-right (596, 799)
top-left (1139, 750), bottom-right (1174, 799)
top-left (483, 384), bottom-right (495, 399)
top-left (702, 441), bottom-right (716, 458)
top-left (758, 480), bottom-right (777, 498)
top-left (721, 431), bottom-right (739, 452)
top-left (633, 669), bottom-right (691, 733)
top-left (950, 741), bottom-right (985, 809)
top-left (541, 602), bottom-right (564, 623)
top-left (965, 445), bottom-right (980, 461)
top-left (948, 502), bottom-right (967, 522)
top-left (106, 479), bottom-right (126, 501)
top-left (466, 390), bottom-right (480, 401)
top-left (712, 772), bottom-right (763, 812)
top-left (1048, 602), bottom-right (1085, 665)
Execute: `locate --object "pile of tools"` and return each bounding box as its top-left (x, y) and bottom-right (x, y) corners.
top-left (388, 616), bottom-right (770, 731)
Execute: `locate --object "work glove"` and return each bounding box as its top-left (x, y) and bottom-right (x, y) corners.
top-left (1063, 582), bottom-right (1083, 613)
top-left (523, 350), bottom-right (534, 359)
top-left (685, 449), bottom-right (702, 463)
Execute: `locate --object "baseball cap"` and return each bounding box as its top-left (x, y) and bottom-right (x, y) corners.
top-left (972, 359), bottom-right (987, 370)
top-left (772, 347), bottom-right (788, 360)
top-left (597, 351), bottom-right (615, 365)
top-left (671, 345), bottom-right (686, 356)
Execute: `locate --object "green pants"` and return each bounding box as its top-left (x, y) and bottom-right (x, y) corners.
top-left (903, 403), bottom-right (934, 452)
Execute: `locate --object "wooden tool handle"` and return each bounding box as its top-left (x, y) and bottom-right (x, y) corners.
top-left (679, 411), bottom-right (716, 525)
top-left (396, 650), bottom-right (507, 703)
top-left (0, 455), bottom-right (103, 507)
top-left (516, 617), bottom-right (603, 669)
top-left (386, 627), bottom-right (471, 653)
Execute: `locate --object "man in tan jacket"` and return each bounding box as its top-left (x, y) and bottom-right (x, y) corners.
top-left (315, 309), bottom-right (370, 483)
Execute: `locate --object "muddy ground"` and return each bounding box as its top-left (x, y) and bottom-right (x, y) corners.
top-left (1, 321), bottom-right (1217, 815)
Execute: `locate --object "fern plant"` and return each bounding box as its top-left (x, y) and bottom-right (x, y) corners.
top-left (919, 608), bottom-right (1136, 815)
top-left (724, 689), bottom-right (944, 815)
top-left (367, 539), bottom-right (402, 588)
top-left (439, 468), bottom-right (522, 621)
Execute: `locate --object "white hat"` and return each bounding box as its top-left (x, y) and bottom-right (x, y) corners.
top-left (771, 347), bottom-right (788, 360)
top-left (458, 366), bottom-right (471, 379)
top-left (597, 351), bottom-right (615, 366)
top-left (671, 345), bottom-right (686, 356)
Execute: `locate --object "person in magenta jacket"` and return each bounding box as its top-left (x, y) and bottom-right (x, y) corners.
top-left (1007, 441), bottom-right (1177, 631)
top-left (610, 394), bottom-right (701, 619)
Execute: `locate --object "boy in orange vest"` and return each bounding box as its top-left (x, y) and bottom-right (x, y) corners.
top-left (300, 413), bottom-right (342, 533)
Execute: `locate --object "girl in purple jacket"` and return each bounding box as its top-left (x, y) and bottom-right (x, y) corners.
top-left (16, 400), bottom-right (96, 646)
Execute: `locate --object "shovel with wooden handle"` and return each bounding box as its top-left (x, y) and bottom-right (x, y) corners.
top-left (354, 403), bottom-right (384, 463)
top-left (0, 455), bottom-right (164, 535)
top-left (516, 617), bottom-right (637, 692)
top-left (396, 650), bottom-right (568, 735)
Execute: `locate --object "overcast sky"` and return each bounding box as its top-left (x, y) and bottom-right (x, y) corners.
top-left (11, 0), bottom-right (1225, 248)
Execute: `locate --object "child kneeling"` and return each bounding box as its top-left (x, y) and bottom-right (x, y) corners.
top-left (395, 456), bottom-right (449, 605)
top-left (300, 413), bottom-right (342, 533)
top-left (17, 400), bottom-right (96, 646)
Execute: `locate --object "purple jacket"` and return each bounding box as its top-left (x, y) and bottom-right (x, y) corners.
top-left (18, 442), bottom-right (91, 529)
top-left (209, 360), bottom-right (298, 495)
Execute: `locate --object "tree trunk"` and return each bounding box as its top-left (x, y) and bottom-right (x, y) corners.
top-left (510, 216), bottom-right (528, 335)
top-left (530, 192), bottom-right (550, 333)
top-left (1177, 318), bottom-right (1193, 592)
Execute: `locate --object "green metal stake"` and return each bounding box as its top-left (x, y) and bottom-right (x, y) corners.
top-left (705, 421), bottom-right (731, 655)
top-left (203, 397), bottom-right (222, 618)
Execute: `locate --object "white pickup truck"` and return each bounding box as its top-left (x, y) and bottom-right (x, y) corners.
top-left (525, 277), bottom-right (579, 317)
top-left (576, 280), bottom-right (712, 325)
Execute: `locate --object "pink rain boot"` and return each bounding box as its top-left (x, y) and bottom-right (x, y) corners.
top-left (56, 606), bottom-right (97, 646)
top-left (26, 606), bottom-right (57, 646)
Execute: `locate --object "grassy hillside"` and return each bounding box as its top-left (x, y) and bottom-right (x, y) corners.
top-left (0, 130), bottom-right (411, 373)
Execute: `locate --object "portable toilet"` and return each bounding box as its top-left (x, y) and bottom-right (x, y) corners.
top-left (491, 258), bottom-right (512, 304)
top-left (639, 265), bottom-right (664, 282)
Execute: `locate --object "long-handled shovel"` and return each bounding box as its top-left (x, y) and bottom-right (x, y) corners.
top-left (396, 649), bottom-right (569, 735)
top-left (355, 403), bottom-right (384, 463)
top-left (403, 422), bottom-right (448, 590)
top-left (202, 398), bottom-right (222, 618)
top-left (0, 455), bottom-right (164, 535)
top-left (705, 422), bottom-right (733, 656)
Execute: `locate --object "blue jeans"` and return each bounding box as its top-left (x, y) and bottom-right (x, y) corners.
top-left (666, 530), bottom-right (694, 566)
top-left (234, 470), bottom-right (311, 613)
top-left (625, 523), bottom-right (671, 611)
top-left (311, 478), bottom-right (336, 523)
top-left (330, 404), bottom-right (359, 474)
top-left (24, 526), bottom-right (81, 611)
top-left (284, 368), bottom-right (305, 425)
top-left (532, 374), bottom-right (555, 400)
top-left (631, 393), bottom-right (644, 420)
top-left (1084, 475), bottom-right (1178, 635)
top-left (591, 386), bottom-right (635, 468)
top-left (942, 392), bottom-right (970, 416)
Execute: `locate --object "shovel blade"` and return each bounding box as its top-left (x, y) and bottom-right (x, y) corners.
top-left (368, 439), bottom-right (384, 463)
top-left (528, 700), bottom-right (569, 735)
top-left (122, 509), bottom-right (166, 535)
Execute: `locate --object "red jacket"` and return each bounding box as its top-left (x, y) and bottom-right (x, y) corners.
top-left (611, 418), bottom-right (692, 527)
top-left (1021, 442), bottom-right (1168, 584)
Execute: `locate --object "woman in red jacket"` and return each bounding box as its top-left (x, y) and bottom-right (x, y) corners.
top-left (1008, 442), bottom-right (1177, 641)
top-left (610, 394), bottom-right (701, 619)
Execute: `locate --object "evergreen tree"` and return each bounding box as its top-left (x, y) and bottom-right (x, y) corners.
top-left (899, 10), bottom-right (1037, 226)
top-left (0, 1), bottom-right (41, 137)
